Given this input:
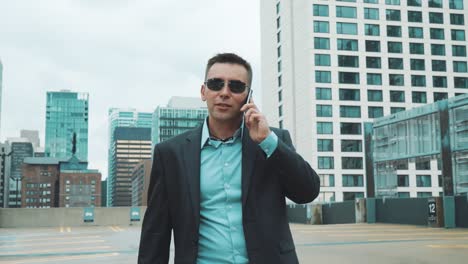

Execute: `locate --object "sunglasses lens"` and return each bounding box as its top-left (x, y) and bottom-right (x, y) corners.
top-left (229, 81), bottom-right (247, 93)
top-left (206, 78), bottom-right (224, 91)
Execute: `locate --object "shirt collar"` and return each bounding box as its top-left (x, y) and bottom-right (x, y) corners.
top-left (200, 117), bottom-right (242, 149)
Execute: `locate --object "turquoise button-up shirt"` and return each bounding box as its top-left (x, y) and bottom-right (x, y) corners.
top-left (197, 119), bottom-right (278, 264)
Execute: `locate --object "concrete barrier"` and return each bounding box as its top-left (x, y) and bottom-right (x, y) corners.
top-left (0, 207), bottom-right (147, 228)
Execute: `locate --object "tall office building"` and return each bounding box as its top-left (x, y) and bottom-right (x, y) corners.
top-left (261, 0), bottom-right (468, 202)
top-left (7, 141), bottom-right (33, 207)
top-left (0, 59), bottom-right (3, 137)
top-left (20, 130), bottom-right (40, 150)
top-left (109, 127), bottom-right (152, 206)
top-left (152, 96), bottom-right (207, 145)
top-left (107, 108), bottom-right (152, 206)
top-left (45, 90), bottom-right (89, 161)
top-left (0, 142), bottom-right (11, 208)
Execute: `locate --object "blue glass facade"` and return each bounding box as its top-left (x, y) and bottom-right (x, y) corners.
top-left (45, 91), bottom-right (88, 161)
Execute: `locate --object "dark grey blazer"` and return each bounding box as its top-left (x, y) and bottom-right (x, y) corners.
top-left (138, 125), bottom-right (320, 264)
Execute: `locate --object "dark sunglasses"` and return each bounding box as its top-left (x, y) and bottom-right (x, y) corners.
top-left (204, 78), bottom-right (248, 94)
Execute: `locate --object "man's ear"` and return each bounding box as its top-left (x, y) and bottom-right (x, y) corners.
top-left (201, 85), bottom-right (206, 101)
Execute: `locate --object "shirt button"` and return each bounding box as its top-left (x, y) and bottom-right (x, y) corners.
top-left (224, 162), bottom-right (229, 167)
top-left (231, 226), bottom-right (237, 231)
top-left (227, 205), bottom-right (232, 209)
top-left (224, 183), bottom-right (230, 189)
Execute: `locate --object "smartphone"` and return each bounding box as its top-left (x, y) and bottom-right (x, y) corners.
top-left (241, 89), bottom-right (253, 138)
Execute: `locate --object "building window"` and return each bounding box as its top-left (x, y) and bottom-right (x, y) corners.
top-left (387, 25), bottom-right (402, 37)
top-left (315, 54), bottom-right (331, 66)
top-left (339, 72), bottom-right (360, 84)
top-left (366, 57), bottom-right (381, 68)
top-left (316, 87), bottom-right (332, 100)
top-left (340, 106), bottom-right (361, 118)
top-left (430, 28), bottom-right (445, 40)
top-left (319, 174), bottom-right (335, 187)
top-left (317, 139), bottom-right (334, 152)
top-left (318, 157), bottom-right (334, 169)
top-left (341, 140), bottom-right (362, 152)
top-left (364, 8), bottom-right (379, 20)
top-left (315, 71), bottom-right (331, 83)
top-left (390, 90), bottom-right (405, 102)
top-left (412, 92), bottom-right (427, 103)
top-left (341, 122), bottom-right (361, 135)
top-left (398, 192), bottom-right (410, 198)
top-left (453, 61), bottom-right (468, 72)
top-left (276, 2), bottom-right (280, 14)
top-left (411, 75), bottom-right (426, 87)
top-left (390, 107), bottom-right (405, 114)
top-left (343, 192), bottom-right (364, 201)
top-left (317, 122), bottom-right (333, 134)
top-left (367, 73), bottom-right (382, 85)
top-left (450, 14), bottom-right (464, 25)
top-left (386, 9), bottom-right (401, 21)
top-left (366, 40), bottom-right (381, 52)
top-left (454, 77), bottom-right (468, 88)
top-left (453, 45), bottom-right (467, 56)
top-left (431, 44), bottom-right (445, 56)
top-left (339, 88), bottom-right (360, 101)
top-left (397, 175), bottom-right (409, 187)
top-left (337, 22), bottom-right (358, 35)
top-left (410, 59), bottom-right (425, 71)
top-left (278, 90), bottom-right (282, 102)
top-left (337, 39), bottom-right (358, 51)
top-left (388, 41), bottom-right (402, 53)
top-left (278, 105), bottom-right (283, 117)
top-left (313, 4), bottom-right (329, 16)
top-left (368, 106), bottom-right (384, 118)
top-left (408, 27), bottom-right (423, 38)
top-left (317, 104), bottom-right (333, 117)
top-left (449, 0), bottom-right (464, 10)
top-left (417, 192), bottom-right (432, 198)
top-left (416, 175), bottom-right (432, 187)
top-left (388, 58), bottom-right (403, 69)
top-left (434, 92), bottom-right (448, 101)
top-left (279, 120), bottom-right (283, 129)
top-left (410, 43), bottom-right (424, 54)
top-left (277, 31), bottom-right (281, 43)
top-left (452, 30), bottom-right (466, 41)
top-left (416, 159), bottom-right (431, 170)
top-left (429, 0), bottom-right (443, 8)
top-left (386, 0), bottom-right (400, 5)
top-left (432, 60), bottom-right (447, 71)
top-left (408, 11), bottom-right (422, 22)
top-left (342, 175), bottom-right (364, 187)
top-left (336, 6), bottom-right (357, 18)
top-left (364, 24), bottom-right (380, 36)
top-left (368, 90), bottom-right (383, 102)
top-left (433, 76), bottom-right (448, 88)
top-left (314, 37), bottom-right (330, 50)
top-left (277, 60), bottom-right (281, 72)
top-left (407, 0), bottom-right (421, 7)
top-left (277, 46), bottom-right (281, 58)
top-left (342, 157), bottom-right (363, 169)
top-left (338, 55), bottom-right (359, 67)
top-left (364, 0), bottom-right (378, 3)
top-left (429, 12), bottom-right (444, 24)
top-left (389, 74), bottom-right (404, 86)
top-left (314, 21), bottom-right (330, 33)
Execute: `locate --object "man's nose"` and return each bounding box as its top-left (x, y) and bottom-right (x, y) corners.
top-left (219, 82), bottom-right (231, 96)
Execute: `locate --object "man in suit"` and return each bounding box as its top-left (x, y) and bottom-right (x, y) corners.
top-left (138, 53), bottom-right (320, 264)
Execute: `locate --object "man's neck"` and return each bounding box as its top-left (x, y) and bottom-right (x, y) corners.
top-left (207, 116), bottom-right (242, 140)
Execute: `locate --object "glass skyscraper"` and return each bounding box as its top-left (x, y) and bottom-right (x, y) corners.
top-left (45, 91), bottom-right (89, 161)
top-left (0, 59), bottom-right (3, 136)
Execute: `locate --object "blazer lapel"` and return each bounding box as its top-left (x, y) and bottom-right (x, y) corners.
top-left (242, 127), bottom-right (258, 207)
top-left (184, 126), bottom-right (202, 229)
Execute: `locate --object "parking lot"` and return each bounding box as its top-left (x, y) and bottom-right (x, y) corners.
top-left (1, 223), bottom-right (467, 263)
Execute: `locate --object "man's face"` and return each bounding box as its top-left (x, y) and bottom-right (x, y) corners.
top-left (201, 63), bottom-right (249, 124)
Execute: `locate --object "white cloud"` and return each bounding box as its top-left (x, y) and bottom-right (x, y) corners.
top-left (0, 0), bottom-right (261, 179)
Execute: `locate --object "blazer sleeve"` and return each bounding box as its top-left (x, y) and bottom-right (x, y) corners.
top-left (268, 129), bottom-right (321, 204)
top-left (138, 145), bottom-right (172, 263)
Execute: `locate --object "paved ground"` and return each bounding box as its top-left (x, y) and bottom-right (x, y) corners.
top-left (1, 223), bottom-right (467, 263)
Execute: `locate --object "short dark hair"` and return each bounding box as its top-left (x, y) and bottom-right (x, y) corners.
top-left (204, 53), bottom-right (253, 87)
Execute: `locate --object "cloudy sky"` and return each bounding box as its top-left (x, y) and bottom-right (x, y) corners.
top-left (0, 0), bottom-right (261, 179)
